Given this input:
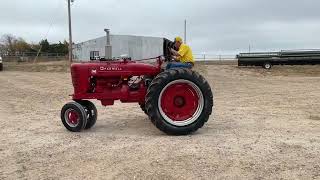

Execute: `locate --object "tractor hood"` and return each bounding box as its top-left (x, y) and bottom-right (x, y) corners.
top-left (71, 60), bottom-right (160, 78)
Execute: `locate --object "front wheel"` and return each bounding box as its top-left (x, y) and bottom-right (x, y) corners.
top-left (76, 100), bottom-right (98, 129)
top-left (61, 102), bottom-right (87, 132)
top-left (145, 68), bottom-right (213, 135)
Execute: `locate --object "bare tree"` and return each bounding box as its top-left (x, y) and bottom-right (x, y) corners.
top-left (1, 34), bottom-right (16, 54)
top-left (0, 43), bottom-right (5, 55)
top-left (0, 34), bottom-right (31, 55)
top-left (15, 38), bottom-right (30, 54)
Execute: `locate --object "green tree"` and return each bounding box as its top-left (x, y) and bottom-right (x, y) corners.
top-left (39, 39), bottom-right (50, 52)
top-left (48, 40), bottom-right (68, 54)
top-left (29, 43), bottom-right (41, 52)
top-left (63, 40), bottom-right (69, 54)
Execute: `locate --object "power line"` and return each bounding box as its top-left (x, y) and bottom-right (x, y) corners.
top-left (33, 0), bottom-right (63, 63)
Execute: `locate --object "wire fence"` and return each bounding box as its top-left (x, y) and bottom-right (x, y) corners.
top-left (194, 54), bottom-right (237, 62)
top-left (2, 52), bottom-right (67, 62)
top-left (3, 52), bottom-right (67, 57)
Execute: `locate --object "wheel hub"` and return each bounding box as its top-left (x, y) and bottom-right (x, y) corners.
top-left (174, 96), bottom-right (185, 107)
top-left (159, 80), bottom-right (204, 126)
top-left (65, 109), bottom-right (79, 127)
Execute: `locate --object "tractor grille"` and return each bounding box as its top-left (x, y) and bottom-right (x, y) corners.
top-left (71, 70), bottom-right (79, 88)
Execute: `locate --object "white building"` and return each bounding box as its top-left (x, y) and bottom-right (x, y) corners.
top-left (73, 34), bottom-right (163, 61)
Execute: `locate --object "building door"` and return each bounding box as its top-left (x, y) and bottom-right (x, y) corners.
top-left (90, 51), bottom-right (100, 60)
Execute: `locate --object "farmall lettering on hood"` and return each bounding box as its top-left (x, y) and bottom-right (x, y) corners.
top-left (99, 66), bottom-right (123, 71)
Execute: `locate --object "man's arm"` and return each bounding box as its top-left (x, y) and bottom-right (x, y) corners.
top-left (170, 48), bottom-right (181, 61)
top-left (170, 48), bottom-right (180, 57)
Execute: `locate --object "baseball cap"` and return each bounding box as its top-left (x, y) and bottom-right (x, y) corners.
top-left (174, 36), bottom-right (183, 43)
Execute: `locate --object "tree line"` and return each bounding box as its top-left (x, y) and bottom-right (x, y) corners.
top-left (0, 34), bottom-right (69, 56)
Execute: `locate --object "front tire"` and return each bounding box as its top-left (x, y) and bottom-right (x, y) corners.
top-left (61, 102), bottom-right (87, 132)
top-left (76, 100), bottom-right (97, 129)
top-left (145, 68), bottom-right (213, 135)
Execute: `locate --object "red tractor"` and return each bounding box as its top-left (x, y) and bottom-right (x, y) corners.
top-left (61, 39), bottom-right (213, 135)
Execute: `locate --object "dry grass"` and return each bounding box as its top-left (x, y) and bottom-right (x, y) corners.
top-left (3, 60), bottom-right (70, 72)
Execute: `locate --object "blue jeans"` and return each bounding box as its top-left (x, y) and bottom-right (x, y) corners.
top-left (166, 62), bottom-right (193, 69)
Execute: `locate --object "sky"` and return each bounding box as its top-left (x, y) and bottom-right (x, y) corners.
top-left (0, 0), bottom-right (320, 55)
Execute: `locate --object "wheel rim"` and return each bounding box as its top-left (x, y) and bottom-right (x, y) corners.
top-left (64, 109), bottom-right (80, 127)
top-left (158, 79), bottom-right (204, 127)
top-left (265, 63), bottom-right (271, 69)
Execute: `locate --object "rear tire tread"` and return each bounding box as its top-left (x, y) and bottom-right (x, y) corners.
top-left (145, 68), bottom-right (213, 135)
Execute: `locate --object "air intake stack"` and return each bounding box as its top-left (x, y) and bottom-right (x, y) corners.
top-left (104, 29), bottom-right (112, 59)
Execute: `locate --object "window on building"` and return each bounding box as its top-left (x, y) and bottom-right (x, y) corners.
top-left (90, 51), bottom-right (100, 60)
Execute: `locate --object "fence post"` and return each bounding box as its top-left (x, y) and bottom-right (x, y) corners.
top-left (22, 52), bottom-right (26, 62)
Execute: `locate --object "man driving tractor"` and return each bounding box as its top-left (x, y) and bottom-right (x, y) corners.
top-left (167, 36), bottom-right (194, 69)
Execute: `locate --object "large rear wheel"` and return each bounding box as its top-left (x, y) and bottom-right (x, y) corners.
top-left (139, 103), bottom-right (148, 115)
top-left (145, 68), bottom-right (213, 135)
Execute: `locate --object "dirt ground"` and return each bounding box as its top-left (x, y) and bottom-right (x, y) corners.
top-left (0, 64), bottom-right (320, 180)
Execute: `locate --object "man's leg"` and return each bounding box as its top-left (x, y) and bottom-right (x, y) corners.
top-left (166, 62), bottom-right (193, 69)
top-left (166, 63), bottom-right (172, 69)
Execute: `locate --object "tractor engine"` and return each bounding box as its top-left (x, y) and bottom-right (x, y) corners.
top-left (91, 76), bottom-right (122, 93)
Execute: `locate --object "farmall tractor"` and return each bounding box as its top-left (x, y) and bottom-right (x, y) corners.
top-left (61, 39), bottom-right (213, 135)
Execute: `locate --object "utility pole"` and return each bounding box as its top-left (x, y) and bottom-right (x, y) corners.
top-left (68, 0), bottom-right (73, 62)
top-left (184, 20), bottom-right (187, 43)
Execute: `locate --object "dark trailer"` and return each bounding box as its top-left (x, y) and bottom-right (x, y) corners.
top-left (237, 49), bottom-right (320, 69)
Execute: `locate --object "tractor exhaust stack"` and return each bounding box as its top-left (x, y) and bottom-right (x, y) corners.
top-left (104, 28), bottom-right (112, 60)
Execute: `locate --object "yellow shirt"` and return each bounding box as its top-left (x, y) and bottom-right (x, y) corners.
top-left (177, 44), bottom-right (194, 63)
